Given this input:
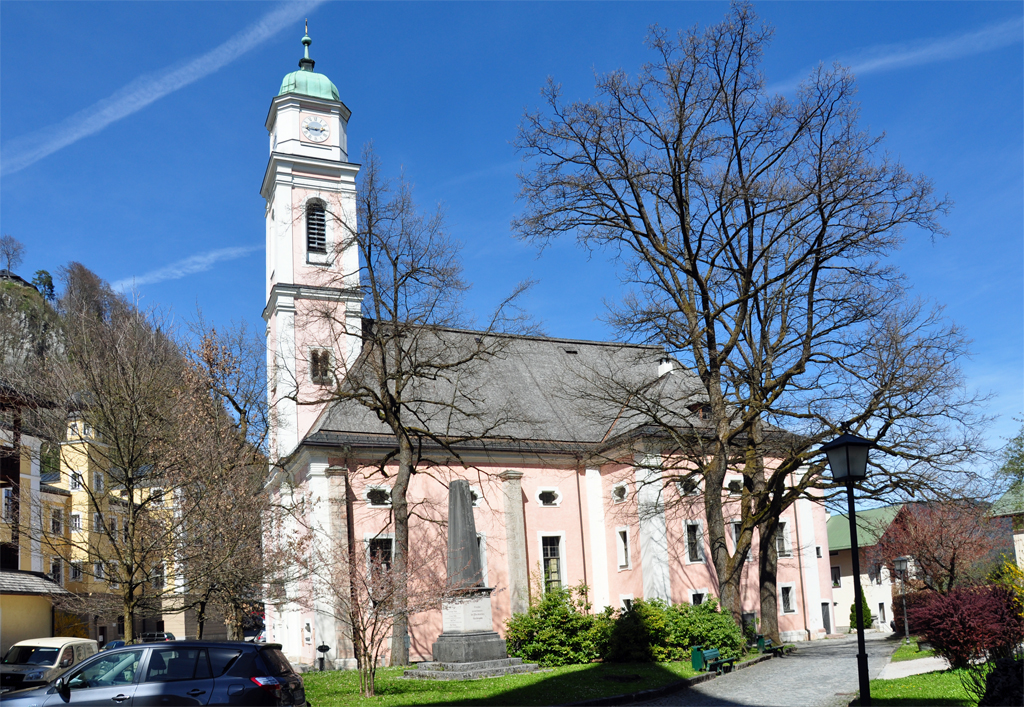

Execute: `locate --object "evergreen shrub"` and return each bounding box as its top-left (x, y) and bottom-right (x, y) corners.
top-left (604, 598), bottom-right (744, 663)
top-left (504, 585), bottom-right (603, 667)
top-left (849, 594), bottom-right (873, 631)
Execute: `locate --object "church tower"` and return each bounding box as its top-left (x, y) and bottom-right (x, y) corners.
top-left (262, 29), bottom-right (361, 458)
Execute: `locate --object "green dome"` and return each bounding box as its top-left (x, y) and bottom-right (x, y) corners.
top-left (278, 69), bottom-right (340, 101)
top-left (278, 30), bottom-right (339, 102)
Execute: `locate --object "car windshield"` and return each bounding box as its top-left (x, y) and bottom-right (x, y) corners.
top-left (2, 646), bottom-right (60, 666)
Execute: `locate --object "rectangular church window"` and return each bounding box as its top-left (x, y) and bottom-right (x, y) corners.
top-left (542, 536), bottom-right (562, 592)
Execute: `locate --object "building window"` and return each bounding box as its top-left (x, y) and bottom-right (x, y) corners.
top-left (2, 487), bottom-right (13, 522)
top-left (542, 535), bottom-right (563, 592)
top-left (781, 585), bottom-right (796, 613)
top-left (150, 488), bottom-right (164, 507)
top-left (868, 562), bottom-right (883, 585)
top-left (831, 566), bottom-right (841, 588)
top-left (365, 486), bottom-right (392, 507)
top-left (108, 563), bottom-right (119, 589)
top-left (616, 527), bottom-right (631, 570)
top-left (727, 478), bottom-right (743, 496)
top-left (476, 533), bottom-right (488, 585)
top-left (611, 482), bottom-right (628, 504)
top-left (69, 472), bottom-right (82, 490)
top-left (71, 513), bottom-right (82, 531)
top-left (677, 478), bottom-right (699, 496)
top-left (816, 546), bottom-right (822, 558)
top-left (775, 522), bottom-right (791, 558)
top-left (691, 591), bottom-right (705, 605)
top-left (94, 562), bottom-right (104, 582)
top-left (536, 487), bottom-right (561, 507)
top-left (70, 561), bottom-right (83, 582)
top-left (93, 513), bottom-right (104, 533)
top-left (469, 486), bottom-right (483, 507)
top-left (730, 521), bottom-right (753, 562)
top-left (310, 349), bottom-right (332, 386)
top-left (685, 522), bottom-right (705, 563)
top-left (878, 603), bottom-right (886, 625)
top-left (367, 537), bottom-right (393, 578)
top-left (621, 596), bottom-right (633, 611)
top-left (93, 472), bottom-right (104, 493)
top-left (50, 558), bottom-right (62, 585)
top-left (51, 509), bottom-right (63, 535)
top-left (306, 200), bottom-right (327, 254)
top-left (151, 563), bottom-right (165, 589)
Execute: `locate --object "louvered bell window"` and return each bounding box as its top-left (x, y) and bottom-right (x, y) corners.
top-left (307, 201), bottom-right (327, 254)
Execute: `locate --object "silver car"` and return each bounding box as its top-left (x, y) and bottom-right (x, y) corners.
top-left (1, 637), bottom-right (99, 693)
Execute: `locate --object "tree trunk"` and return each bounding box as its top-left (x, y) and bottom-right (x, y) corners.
top-left (196, 597), bottom-right (207, 640)
top-left (388, 437), bottom-right (412, 666)
top-left (758, 517), bottom-right (781, 643)
top-left (706, 447), bottom-right (746, 624)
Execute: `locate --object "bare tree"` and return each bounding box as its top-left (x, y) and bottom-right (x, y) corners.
top-left (33, 265), bottom-right (209, 642)
top-left (270, 473), bottom-right (471, 697)
top-left (0, 235), bottom-right (25, 273)
top-left (515, 3), bottom-right (984, 639)
top-left (294, 145), bottom-right (532, 665)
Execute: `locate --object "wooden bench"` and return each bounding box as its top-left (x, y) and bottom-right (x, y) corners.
top-left (758, 637), bottom-right (786, 657)
top-left (698, 648), bottom-right (737, 674)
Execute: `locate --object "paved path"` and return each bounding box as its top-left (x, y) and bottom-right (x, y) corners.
top-left (633, 633), bottom-right (895, 707)
top-left (878, 654), bottom-right (948, 679)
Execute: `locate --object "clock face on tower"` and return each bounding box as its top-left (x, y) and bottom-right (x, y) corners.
top-left (301, 115), bottom-right (330, 143)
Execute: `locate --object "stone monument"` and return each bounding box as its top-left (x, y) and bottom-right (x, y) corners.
top-left (430, 479), bottom-right (508, 663)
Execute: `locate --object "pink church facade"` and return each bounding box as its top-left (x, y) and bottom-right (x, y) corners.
top-left (261, 33), bottom-right (836, 668)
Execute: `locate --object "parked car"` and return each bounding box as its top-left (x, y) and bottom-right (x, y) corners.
top-left (0, 637), bottom-right (99, 693)
top-left (100, 640), bottom-right (126, 652)
top-left (139, 632), bottom-right (176, 643)
top-left (0, 641), bottom-right (307, 706)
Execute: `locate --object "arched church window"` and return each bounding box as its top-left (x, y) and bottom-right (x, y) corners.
top-left (306, 200), bottom-right (327, 254)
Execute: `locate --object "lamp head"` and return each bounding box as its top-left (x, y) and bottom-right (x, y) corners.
top-left (821, 432), bottom-right (871, 480)
top-left (894, 556), bottom-right (909, 573)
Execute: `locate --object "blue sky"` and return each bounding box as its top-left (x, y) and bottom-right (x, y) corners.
top-left (2, 2), bottom-right (1021, 469)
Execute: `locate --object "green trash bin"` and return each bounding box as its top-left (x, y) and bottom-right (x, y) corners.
top-left (691, 645), bottom-right (704, 671)
top-left (756, 635), bottom-right (765, 653)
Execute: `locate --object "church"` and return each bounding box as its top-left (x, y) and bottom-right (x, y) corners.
top-left (261, 31), bottom-right (837, 668)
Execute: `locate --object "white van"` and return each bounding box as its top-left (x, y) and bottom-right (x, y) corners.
top-left (0, 637), bottom-right (98, 693)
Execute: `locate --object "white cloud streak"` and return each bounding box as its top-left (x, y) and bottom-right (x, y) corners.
top-left (768, 17), bottom-right (1023, 94)
top-left (1, 1), bottom-right (325, 176)
top-left (112, 245), bottom-right (261, 291)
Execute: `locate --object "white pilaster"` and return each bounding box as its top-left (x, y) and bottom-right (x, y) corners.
top-left (635, 455), bottom-right (670, 601)
top-left (584, 468), bottom-right (610, 610)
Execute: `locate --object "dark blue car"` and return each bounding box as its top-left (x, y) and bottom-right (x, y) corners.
top-left (0, 641), bottom-right (307, 706)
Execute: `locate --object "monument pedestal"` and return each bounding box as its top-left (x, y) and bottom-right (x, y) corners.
top-left (431, 588), bottom-right (507, 663)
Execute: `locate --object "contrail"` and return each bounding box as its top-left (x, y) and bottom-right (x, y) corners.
top-left (112, 245), bottom-right (261, 291)
top-left (768, 16), bottom-right (1023, 94)
top-left (1, 1), bottom-right (325, 176)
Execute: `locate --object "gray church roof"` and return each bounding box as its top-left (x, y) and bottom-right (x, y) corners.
top-left (307, 327), bottom-right (708, 455)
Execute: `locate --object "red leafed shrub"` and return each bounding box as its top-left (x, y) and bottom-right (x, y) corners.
top-left (891, 590), bottom-right (934, 635)
top-left (908, 585), bottom-right (1024, 669)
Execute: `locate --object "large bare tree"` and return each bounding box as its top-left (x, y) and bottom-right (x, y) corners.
top-left (515, 3), bottom-right (984, 638)
top-left (297, 145), bottom-right (532, 665)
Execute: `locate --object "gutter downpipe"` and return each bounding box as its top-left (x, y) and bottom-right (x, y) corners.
top-left (575, 462), bottom-right (589, 602)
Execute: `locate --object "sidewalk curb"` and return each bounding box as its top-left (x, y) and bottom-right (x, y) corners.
top-left (564, 653), bottom-right (776, 707)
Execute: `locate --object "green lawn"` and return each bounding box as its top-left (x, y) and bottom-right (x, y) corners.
top-left (302, 660), bottom-right (702, 706)
top-left (890, 637), bottom-right (937, 663)
top-left (851, 669), bottom-right (972, 706)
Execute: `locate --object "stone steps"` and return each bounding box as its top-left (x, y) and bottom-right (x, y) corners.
top-left (402, 657), bottom-right (543, 681)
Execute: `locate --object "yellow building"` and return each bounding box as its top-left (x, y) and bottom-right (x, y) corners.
top-left (1, 388), bottom-right (74, 653)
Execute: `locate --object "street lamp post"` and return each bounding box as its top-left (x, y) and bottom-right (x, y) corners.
top-left (894, 556), bottom-right (911, 645)
top-left (822, 433), bottom-right (873, 707)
